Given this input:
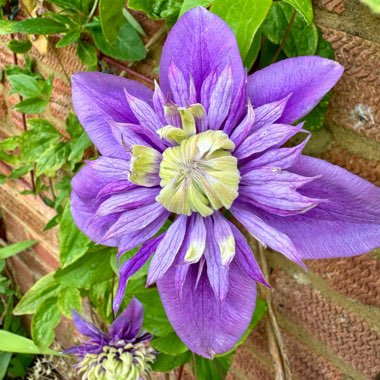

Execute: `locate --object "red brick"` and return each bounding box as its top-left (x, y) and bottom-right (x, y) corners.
top-left (322, 27), bottom-right (380, 142)
top-left (7, 255), bottom-right (37, 294)
top-left (307, 255), bottom-right (380, 307)
top-left (313, 0), bottom-right (346, 14)
top-left (271, 270), bottom-right (380, 378)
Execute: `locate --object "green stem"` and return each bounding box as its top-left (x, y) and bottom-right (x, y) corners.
top-left (271, 9), bottom-right (297, 64)
top-left (87, 0), bottom-right (99, 23)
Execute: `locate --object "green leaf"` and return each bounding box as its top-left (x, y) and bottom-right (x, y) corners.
top-left (55, 30), bottom-right (81, 48)
top-left (243, 29), bottom-right (262, 70)
top-left (59, 202), bottom-right (91, 268)
top-left (179, 0), bottom-right (213, 16)
top-left (211, 0), bottom-right (272, 60)
top-left (152, 351), bottom-right (192, 372)
top-left (57, 287), bottom-right (82, 318)
top-left (361, 0), bottom-right (380, 14)
top-left (262, 2), bottom-right (318, 57)
top-left (193, 353), bottom-right (234, 380)
top-left (0, 331), bottom-right (59, 355)
top-left (77, 40), bottom-right (98, 66)
top-left (99, 0), bottom-right (126, 43)
top-left (151, 332), bottom-right (188, 355)
top-left (8, 165), bottom-right (33, 179)
top-left (0, 18), bottom-right (68, 35)
top-left (300, 93), bottom-right (331, 131)
top-left (282, 0), bottom-right (313, 24)
top-left (14, 97), bottom-right (48, 114)
top-left (46, 0), bottom-right (82, 10)
top-left (314, 28), bottom-right (334, 59)
top-left (7, 39), bottom-right (32, 53)
top-left (128, 0), bottom-right (183, 25)
top-left (35, 142), bottom-right (69, 176)
top-left (55, 246), bottom-right (115, 289)
top-left (0, 241), bottom-right (37, 260)
top-left (7, 74), bottom-right (44, 98)
top-left (91, 21), bottom-right (146, 61)
top-left (13, 273), bottom-right (62, 315)
top-left (31, 298), bottom-right (61, 350)
top-left (123, 9), bottom-right (147, 36)
top-left (0, 352), bottom-right (12, 380)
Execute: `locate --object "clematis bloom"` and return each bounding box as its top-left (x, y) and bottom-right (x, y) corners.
top-left (71, 7), bottom-right (380, 358)
top-left (66, 298), bottom-right (155, 380)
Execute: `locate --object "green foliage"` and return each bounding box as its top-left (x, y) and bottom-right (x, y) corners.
top-left (360, 0), bottom-right (380, 14)
top-left (7, 39), bottom-right (32, 53)
top-left (0, 241), bottom-right (36, 260)
top-left (262, 2), bottom-right (318, 57)
top-left (211, 0), bottom-right (272, 61)
top-left (57, 287), bottom-right (82, 318)
top-left (31, 298), bottom-right (61, 350)
top-left (152, 351), bottom-right (192, 372)
top-left (151, 331), bottom-right (188, 355)
top-left (129, 0), bottom-right (184, 25)
top-left (77, 40), bottom-right (98, 66)
top-left (193, 354), bottom-right (234, 380)
top-left (0, 331), bottom-right (59, 355)
top-left (282, 0), bottom-right (313, 24)
top-left (99, 0), bottom-right (126, 43)
top-left (59, 203), bottom-right (91, 268)
top-left (0, 18), bottom-right (68, 35)
top-left (179, 0), bottom-right (213, 16)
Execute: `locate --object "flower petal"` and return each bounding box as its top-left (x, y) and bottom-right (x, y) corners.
top-left (247, 56), bottom-right (344, 124)
top-left (72, 310), bottom-right (108, 342)
top-left (231, 202), bottom-right (305, 267)
top-left (110, 297), bottom-right (144, 340)
top-left (147, 216), bottom-right (188, 285)
top-left (235, 123), bottom-right (303, 160)
top-left (254, 156), bottom-right (380, 259)
top-left (114, 236), bottom-right (164, 314)
top-left (72, 72), bottom-right (152, 158)
top-left (157, 262), bottom-right (257, 358)
top-left (159, 7), bottom-right (245, 103)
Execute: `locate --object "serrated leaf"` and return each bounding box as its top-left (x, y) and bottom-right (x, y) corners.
top-left (99, 0), bottom-right (126, 43)
top-left (0, 331), bottom-right (59, 355)
top-left (262, 2), bottom-right (318, 57)
top-left (14, 97), bottom-right (48, 114)
top-left (14, 273), bottom-right (62, 315)
top-left (91, 21), bottom-right (146, 61)
top-left (211, 0), bottom-right (272, 60)
top-left (0, 241), bottom-right (37, 260)
top-left (179, 0), bottom-right (213, 16)
top-left (151, 331), bottom-right (188, 355)
top-left (55, 30), bottom-right (81, 48)
top-left (35, 142), bottom-right (68, 177)
top-left (57, 287), bottom-right (82, 318)
top-left (59, 202), bottom-right (91, 268)
top-left (152, 351), bottom-right (192, 372)
top-left (7, 39), bottom-right (32, 53)
top-left (55, 246), bottom-right (115, 289)
top-left (193, 353), bottom-right (234, 380)
top-left (77, 40), bottom-right (98, 66)
top-left (7, 74), bottom-right (44, 98)
top-left (31, 298), bottom-right (61, 350)
top-left (67, 132), bottom-right (92, 169)
top-left (282, 0), bottom-right (313, 24)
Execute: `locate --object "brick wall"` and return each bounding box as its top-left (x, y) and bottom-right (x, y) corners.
top-left (0, 2), bottom-right (379, 379)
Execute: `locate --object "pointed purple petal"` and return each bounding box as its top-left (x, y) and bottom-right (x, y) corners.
top-left (72, 72), bottom-right (152, 158)
top-left (114, 236), bottom-right (163, 313)
top-left (72, 310), bottom-right (108, 342)
top-left (160, 7), bottom-right (245, 104)
top-left (110, 298), bottom-right (144, 340)
top-left (229, 223), bottom-right (269, 286)
top-left (153, 81), bottom-right (167, 125)
top-left (203, 218), bottom-right (229, 303)
top-left (157, 262), bottom-right (257, 358)
top-left (247, 56), bottom-right (344, 124)
top-left (168, 62), bottom-right (190, 106)
top-left (147, 216), bottom-right (188, 285)
top-left (235, 123), bottom-right (304, 160)
top-left (254, 156), bottom-right (380, 259)
top-left (231, 202), bottom-right (305, 267)
top-left (230, 101), bottom-right (255, 147)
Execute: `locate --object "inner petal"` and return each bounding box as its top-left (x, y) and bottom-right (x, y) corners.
top-left (156, 131), bottom-right (240, 216)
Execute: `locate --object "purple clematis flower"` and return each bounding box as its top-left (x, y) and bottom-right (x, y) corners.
top-left (66, 298), bottom-right (155, 379)
top-left (71, 7), bottom-right (380, 358)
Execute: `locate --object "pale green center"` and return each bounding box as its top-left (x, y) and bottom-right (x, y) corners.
top-left (156, 130), bottom-right (240, 217)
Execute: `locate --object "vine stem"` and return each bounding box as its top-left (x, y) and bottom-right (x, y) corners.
top-left (257, 243), bottom-right (292, 380)
top-left (177, 364), bottom-right (184, 380)
top-left (229, 216), bottom-right (292, 380)
top-left (271, 9), bottom-right (297, 64)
